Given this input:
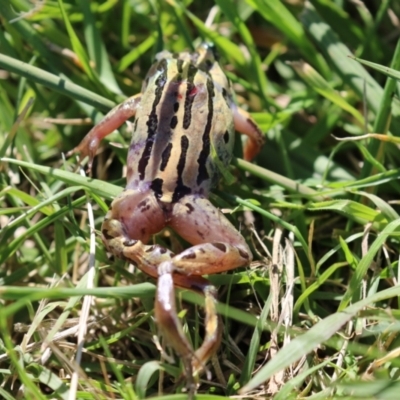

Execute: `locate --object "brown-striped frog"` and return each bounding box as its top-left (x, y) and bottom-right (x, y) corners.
top-left (68, 43), bottom-right (264, 390)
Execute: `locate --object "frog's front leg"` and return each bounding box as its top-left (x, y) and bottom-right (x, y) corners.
top-left (67, 94), bottom-right (142, 170)
top-left (232, 105), bottom-right (265, 161)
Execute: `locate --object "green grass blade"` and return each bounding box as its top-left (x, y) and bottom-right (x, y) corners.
top-left (80, 1), bottom-right (122, 94)
top-left (301, 2), bottom-right (400, 121)
top-left (340, 218), bottom-right (400, 309)
top-left (0, 54), bottom-right (115, 110)
top-left (56, 0), bottom-right (97, 83)
top-left (245, 0), bottom-right (329, 76)
top-left (240, 284), bottom-right (400, 393)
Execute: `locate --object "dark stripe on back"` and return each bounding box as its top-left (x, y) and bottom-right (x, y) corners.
top-left (170, 115), bottom-right (178, 129)
top-left (196, 77), bottom-right (214, 185)
top-left (177, 135), bottom-right (189, 175)
top-left (222, 85), bottom-right (232, 107)
top-left (223, 130), bottom-right (230, 143)
top-left (137, 59), bottom-right (168, 180)
top-left (157, 59), bottom-right (167, 71)
top-left (160, 142), bottom-right (172, 171)
top-left (150, 178), bottom-right (163, 199)
top-left (172, 135), bottom-right (191, 202)
top-left (182, 64), bottom-right (198, 130)
top-left (177, 59), bottom-right (184, 73)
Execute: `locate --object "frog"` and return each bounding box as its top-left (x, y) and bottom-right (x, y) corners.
top-left (67, 43), bottom-right (264, 391)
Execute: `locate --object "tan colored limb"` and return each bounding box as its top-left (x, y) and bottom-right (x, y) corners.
top-left (232, 105), bottom-right (265, 160)
top-left (170, 195), bottom-right (252, 275)
top-left (154, 261), bottom-right (222, 385)
top-left (67, 94), bottom-right (142, 170)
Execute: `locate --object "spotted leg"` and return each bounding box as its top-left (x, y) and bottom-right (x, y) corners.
top-left (164, 194), bottom-right (252, 373)
top-left (154, 260), bottom-right (219, 395)
top-left (102, 189), bottom-right (220, 387)
top-left (67, 94), bottom-right (142, 171)
top-left (100, 189), bottom-right (171, 278)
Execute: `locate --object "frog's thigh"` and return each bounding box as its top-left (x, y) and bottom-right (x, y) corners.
top-left (106, 189), bottom-right (165, 242)
top-left (169, 195), bottom-right (251, 275)
top-left (101, 189), bottom-right (172, 278)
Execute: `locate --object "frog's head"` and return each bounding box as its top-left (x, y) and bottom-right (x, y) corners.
top-left (143, 43), bottom-right (231, 99)
top-left (192, 43), bottom-right (231, 97)
top-left (193, 43), bottom-right (219, 69)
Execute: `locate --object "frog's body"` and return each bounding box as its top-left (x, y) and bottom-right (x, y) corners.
top-left (127, 48), bottom-right (235, 202)
top-left (68, 43), bottom-right (264, 390)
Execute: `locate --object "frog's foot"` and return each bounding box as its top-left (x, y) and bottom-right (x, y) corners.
top-left (155, 260), bottom-right (222, 387)
top-left (155, 261), bottom-right (195, 368)
top-left (66, 94), bottom-right (141, 171)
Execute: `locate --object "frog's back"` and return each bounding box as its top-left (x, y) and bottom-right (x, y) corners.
top-left (126, 45), bottom-right (235, 203)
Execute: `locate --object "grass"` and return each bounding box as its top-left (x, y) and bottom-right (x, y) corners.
top-left (1, 0), bottom-right (400, 399)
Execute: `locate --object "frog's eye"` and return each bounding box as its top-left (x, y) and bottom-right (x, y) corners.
top-left (203, 43), bottom-right (219, 61)
top-left (197, 42), bottom-right (219, 70)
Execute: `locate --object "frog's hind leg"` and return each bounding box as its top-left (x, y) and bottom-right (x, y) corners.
top-left (100, 189), bottom-right (173, 278)
top-left (155, 262), bottom-right (217, 395)
top-left (163, 194), bottom-right (252, 373)
top-left (170, 195), bottom-right (252, 275)
top-left (102, 189), bottom-right (202, 388)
